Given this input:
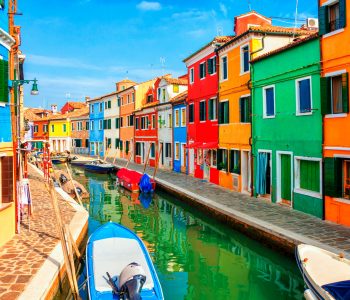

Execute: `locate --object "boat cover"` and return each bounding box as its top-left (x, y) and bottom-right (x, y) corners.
top-left (117, 168), bottom-right (142, 184)
top-left (139, 174), bottom-right (153, 193)
top-left (323, 280), bottom-right (350, 300)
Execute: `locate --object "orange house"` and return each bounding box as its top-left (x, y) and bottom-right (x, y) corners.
top-left (319, 0), bottom-right (350, 226)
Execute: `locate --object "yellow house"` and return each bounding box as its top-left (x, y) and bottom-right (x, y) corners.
top-left (217, 11), bottom-right (312, 193)
top-left (49, 114), bottom-right (71, 152)
top-left (135, 78), bottom-right (157, 110)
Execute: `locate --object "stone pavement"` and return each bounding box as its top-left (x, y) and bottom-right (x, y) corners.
top-left (0, 166), bottom-right (77, 300)
top-left (110, 157), bottom-right (350, 257)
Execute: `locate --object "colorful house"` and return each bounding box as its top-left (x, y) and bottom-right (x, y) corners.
top-left (0, 0), bottom-right (17, 247)
top-left (251, 34), bottom-right (323, 218)
top-left (49, 112), bottom-right (71, 153)
top-left (157, 76), bottom-right (188, 170)
top-left (61, 101), bottom-right (86, 114)
top-left (319, 0), bottom-right (350, 225)
top-left (217, 11), bottom-right (314, 193)
top-left (172, 91), bottom-right (188, 173)
top-left (87, 96), bottom-right (105, 157)
top-left (70, 107), bottom-right (89, 154)
top-left (183, 36), bottom-right (232, 183)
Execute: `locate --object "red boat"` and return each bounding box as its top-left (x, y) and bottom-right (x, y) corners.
top-left (116, 168), bottom-right (156, 193)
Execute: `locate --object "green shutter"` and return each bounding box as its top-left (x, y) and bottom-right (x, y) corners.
top-left (281, 155), bottom-right (292, 201)
top-left (108, 119), bottom-right (111, 129)
top-left (108, 101), bottom-right (111, 109)
top-left (207, 59), bottom-right (213, 74)
top-left (0, 60), bottom-right (8, 103)
top-left (224, 102), bottom-right (229, 123)
top-left (339, 0), bottom-right (346, 29)
top-left (103, 120), bottom-right (107, 129)
top-left (321, 77), bottom-right (331, 115)
top-left (318, 5), bottom-right (328, 35)
top-left (324, 157), bottom-right (342, 197)
top-left (342, 72), bottom-right (349, 113)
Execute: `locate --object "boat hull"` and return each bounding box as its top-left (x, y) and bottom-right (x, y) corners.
top-left (84, 166), bottom-right (115, 174)
top-left (116, 168), bottom-right (156, 193)
top-left (86, 222), bottom-right (163, 300)
top-left (51, 157), bottom-right (67, 164)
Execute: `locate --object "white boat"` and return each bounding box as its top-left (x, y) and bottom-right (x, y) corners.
top-left (296, 244), bottom-right (350, 300)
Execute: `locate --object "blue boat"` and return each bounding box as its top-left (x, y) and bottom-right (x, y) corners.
top-left (86, 222), bottom-right (164, 300)
top-left (84, 161), bottom-right (116, 174)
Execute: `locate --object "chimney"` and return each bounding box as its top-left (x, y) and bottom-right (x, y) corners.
top-left (51, 104), bottom-right (58, 114)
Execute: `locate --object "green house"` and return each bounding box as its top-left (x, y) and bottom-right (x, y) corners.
top-left (251, 35), bottom-right (323, 218)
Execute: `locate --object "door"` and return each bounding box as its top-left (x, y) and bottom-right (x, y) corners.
top-left (181, 144), bottom-right (186, 173)
top-left (189, 149), bottom-right (194, 175)
top-left (242, 151), bottom-right (251, 193)
top-left (203, 150), bottom-right (210, 180)
top-left (256, 152), bottom-right (271, 197)
top-left (160, 142), bottom-right (164, 166)
top-left (280, 153), bottom-right (292, 205)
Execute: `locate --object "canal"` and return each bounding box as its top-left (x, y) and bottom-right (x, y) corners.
top-left (70, 168), bottom-right (305, 300)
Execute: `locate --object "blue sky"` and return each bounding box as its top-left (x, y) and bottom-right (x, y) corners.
top-left (17, 0), bottom-right (317, 109)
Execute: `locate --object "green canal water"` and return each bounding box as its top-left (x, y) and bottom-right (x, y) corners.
top-left (69, 168), bottom-right (305, 300)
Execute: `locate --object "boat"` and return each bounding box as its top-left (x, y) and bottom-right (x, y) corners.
top-left (84, 160), bottom-right (116, 174)
top-left (296, 244), bottom-right (350, 300)
top-left (69, 156), bottom-right (99, 167)
top-left (86, 222), bottom-right (164, 300)
top-left (116, 168), bottom-right (156, 193)
top-left (51, 156), bottom-right (68, 164)
top-left (53, 171), bottom-right (89, 199)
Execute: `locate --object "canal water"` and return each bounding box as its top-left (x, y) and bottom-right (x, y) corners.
top-left (70, 168), bottom-right (305, 300)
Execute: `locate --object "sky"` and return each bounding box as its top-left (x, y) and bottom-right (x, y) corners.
top-left (17, 0), bottom-right (318, 109)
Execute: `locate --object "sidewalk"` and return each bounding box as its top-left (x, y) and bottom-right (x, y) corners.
top-left (0, 165), bottom-right (88, 300)
top-left (111, 157), bottom-right (350, 257)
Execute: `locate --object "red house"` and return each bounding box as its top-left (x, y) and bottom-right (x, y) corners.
top-left (60, 101), bottom-right (87, 114)
top-left (183, 36), bottom-right (232, 184)
top-left (134, 85), bottom-right (158, 167)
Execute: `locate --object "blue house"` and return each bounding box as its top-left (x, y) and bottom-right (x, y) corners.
top-left (88, 97), bottom-right (104, 157)
top-left (172, 91), bottom-right (187, 173)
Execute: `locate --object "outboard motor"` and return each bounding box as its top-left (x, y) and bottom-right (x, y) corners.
top-left (59, 173), bottom-right (68, 184)
top-left (118, 262), bottom-right (146, 300)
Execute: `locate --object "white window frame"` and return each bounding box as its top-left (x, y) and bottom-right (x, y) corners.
top-left (240, 43), bottom-right (250, 75)
top-left (294, 156), bottom-right (322, 199)
top-left (181, 107), bottom-right (186, 127)
top-left (188, 103), bottom-right (195, 124)
top-left (208, 97), bottom-right (217, 121)
top-left (220, 55), bottom-right (228, 82)
top-left (199, 62), bottom-right (206, 80)
top-left (263, 85), bottom-right (276, 119)
top-left (199, 100), bottom-right (206, 123)
top-left (190, 67), bottom-right (194, 84)
top-left (295, 76), bottom-right (313, 116)
top-left (208, 55), bottom-right (217, 75)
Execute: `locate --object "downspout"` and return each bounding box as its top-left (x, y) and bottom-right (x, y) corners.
top-left (215, 46), bottom-right (220, 176)
top-left (249, 34), bottom-right (266, 197)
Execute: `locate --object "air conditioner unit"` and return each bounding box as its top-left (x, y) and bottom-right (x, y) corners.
top-left (307, 18), bottom-right (319, 29)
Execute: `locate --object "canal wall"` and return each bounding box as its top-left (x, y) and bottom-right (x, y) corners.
top-left (110, 157), bottom-right (350, 259)
top-left (17, 165), bottom-right (89, 300)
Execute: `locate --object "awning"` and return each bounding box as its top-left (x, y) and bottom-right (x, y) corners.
top-left (185, 142), bottom-right (201, 149)
top-left (197, 142), bottom-right (218, 149)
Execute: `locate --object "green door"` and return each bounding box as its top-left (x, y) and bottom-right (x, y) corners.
top-left (281, 154), bottom-right (292, 201)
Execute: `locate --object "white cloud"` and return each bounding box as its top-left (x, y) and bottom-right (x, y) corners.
top-left (136, 1), bottom-right (161, 11)
top-left (171, 9), bottom-right (211, 21)
top-left (219, 3), bottom-right (228, 17)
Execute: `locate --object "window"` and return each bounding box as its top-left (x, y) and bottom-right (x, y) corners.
top-left (132, 93), bottom-right (135, 102)
top-left (181, 108), bottom-right (186, 126)
top-left (127, 95), bottom-right (130, 103)
top-left (85, 139), bottom-right (89, 147)
top-left (199, 62), bottom-right (206, 79)
top-left (175, 110), bottom-right (180, 127)
top-left (141, 117), bottom-right (145, 129)
top-left (211, 150), bottom-right (217, 167)
top-left (90, 104), bottom-right (94, 113)
top-left (241, 45), bottom-right (250, 73)
top-left (147, 94), bottom-right (153, 103)
top-left (135, 117), bottom-right (139, 130)
top-left (63, 124), bottom-right (67, 132)
top-left (162, 89), bottom-right (166, 101)
top-left (106, 138), bottom-right (111, 149)
top-left (217, 149), bottom-right (228, 171)
top-left (108, 119), bottom-right (111, 129)
top-left (85, 121), bottom-right (89, 130)
top-left (117, 97), bottom-right (121, 106)
top-left (168, 113), bottom-right (172, 128)
top-left (135, 142), bottom-right (141, 155)
top-left (175, 142), bottom-right (180, 160)
top-left (104, 102), bottom-right (108, 109)
top-left (344, 160), bottom-right (350, 200)
top-left (120, 117), bottom-right (123, 128)
top-left (108, 100), bottom-right (111, 109)
top-left (71, 123), bottom-right (74, 131)
top-left (199, 101), bottom-right (206, 122)
top-left (119, 140), bottom-right (123, 150)
top-left (189, 103), bottom-right (194, 123)
top-left (34, 125), bottom-right (38, 133)
top-left (43, 124), bottom-right (48, 133)
top-left (221, 56), bottom-right (228, 80)
top-left (190, 68), bottom-right (194, 84)
top-left (263, 86), bottom-right (275, 118)
top-left (296, 77), bottom-right (312, 114)
top-left (150, 143), bottom-right (155, 158)
top-left (125, 141), bottom-right (130, 154)
top-left (208, 98), bottom-right (217, 120)
top-left (219, 101), bottom-right (229, 124)
top-left (240, 96), bottom-right (251, 123)
top-left (99, 120), bottom-right (103, 130)
top-left (207, 56), bottom-right (216, 75)
top-left (229, 150), bottom-right (241, 174)
top-left (115, 138), bottom-right (120, 149)
top-left (75, 139), bottom-right (82, 147)
top-left (99, 103), bottom-right (103, 112)
top-left (295, 158), bottom-right (321, 197)
top-left (319, 0), bottom-right (346, 35)
top-left (321, 73), bottom-right (349, 115)
top-left (324, 157), bottom-right (350, 199)
top-left (152, 114), bottom-right (156, 129)
top-left (173, 85), bottom-right (179, 93)
top-left (91, 121), bottom-right (94, 130)
top-left (165, 143), bottom-right (172, 158)
top-left (157, 88), bottom-right (161, 101)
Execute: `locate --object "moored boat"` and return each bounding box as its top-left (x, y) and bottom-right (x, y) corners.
top-left (84, 161), bottom-right (116, 174)
top-left (296, 244), bottom-right (350, 300)
top-left (51, 156), bottom-right (68, 164)
top-left (116, 168), bottom-right (156, 193)
top-left (69, 156), bottom-right (99, 167)
top-left (86, 222), bottom-right (164, 300)
top-left (52, 170), bottom-right (89, 199)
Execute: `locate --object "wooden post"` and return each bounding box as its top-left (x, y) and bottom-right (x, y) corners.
top-left (143, 144), bottom-right (152, 173)
top-left (104, 145), bottom-right (111, 163)
top-left (67, 225), bottom-right (82, 261)
top-left (65, 224), bottom-right (80, 296)
top-left (112, 151), bottom-right (118, 165)
top-left (46, 181), bottom-right (80, 300)
top-left (125, 148), bottom-right (133, 169)
top-left (65, 163), bottom-right (83, 207)
top-left (153, 143), bottom-right (163, 179)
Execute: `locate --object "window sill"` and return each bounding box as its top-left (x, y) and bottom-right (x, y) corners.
top-left (325, 113), bottom-right (347, 118)
top-left (263, 116), bottom-right (275, 119)
top-left (332, 197), bottom-right (350, 205)
top-left (296, 112), bottom-right (313, 116)
top-left (219, 123), bottom-right (230, 126)
top-left (294, 188), bottom-right (322, 199)
top-left (220, 78), bottom-right (228, 83)
top-left (240, 71), bottom-right (250, 76)
top-left (322, 28), bottom-right (345, 39)
top-left (0, 202), bottom-right (12, 212)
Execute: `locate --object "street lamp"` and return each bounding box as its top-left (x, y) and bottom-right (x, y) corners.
top-left (12, 78), bottom-right (39, 95)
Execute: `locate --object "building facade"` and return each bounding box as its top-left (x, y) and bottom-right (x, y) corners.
top-left (49, 114), bottom-right (71, 153)
top-left (252, 35), bottom-right (323, 218)
top-left (101, 92), bottom-right (118, 158)
top-left (88, 97), bottom-right (105, 157)
top-left (70, 107), bottom-right (89, 155)
top-left (319, 0), bottom-right (350, 225)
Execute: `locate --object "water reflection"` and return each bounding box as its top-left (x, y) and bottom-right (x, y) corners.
top-left (71, 168), bottom-right (304, 300)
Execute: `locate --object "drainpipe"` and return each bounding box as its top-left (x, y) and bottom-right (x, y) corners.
top-left (249, 34), bottom-right (266, 197)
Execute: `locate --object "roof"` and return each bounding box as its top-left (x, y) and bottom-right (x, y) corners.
top-left (24, 108), bottom-right (41, 121)
top-left (235, 10), bottom-right (272, 22)
top-left (170, 91), bottom-right (188, 104)
top-left (67, 107), bottom-right (89, 118)
top-left (217, 25), bottom-right (316, 52)
top-left (87, 91), bottom-right (119, 102)
top-left (119, 78), bottom-right (137, 84)
top-left (163, 77), bottom-right (188, 86)
top-left (183, 36), bottom-right (234, 63)
top-left (251, 33), bottom-right (319, 63)
top-left (65, 102), bottom-right (87, 109)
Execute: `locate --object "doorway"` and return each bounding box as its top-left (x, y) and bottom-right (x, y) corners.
top-left (241, 150), bottom-right (251, 193)
top-left (256, 151), bottom-right (272, 198)
top-left (189, 148), bottom-right (194, 175)
top-left (277, 152), bottom-right (293, 206)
